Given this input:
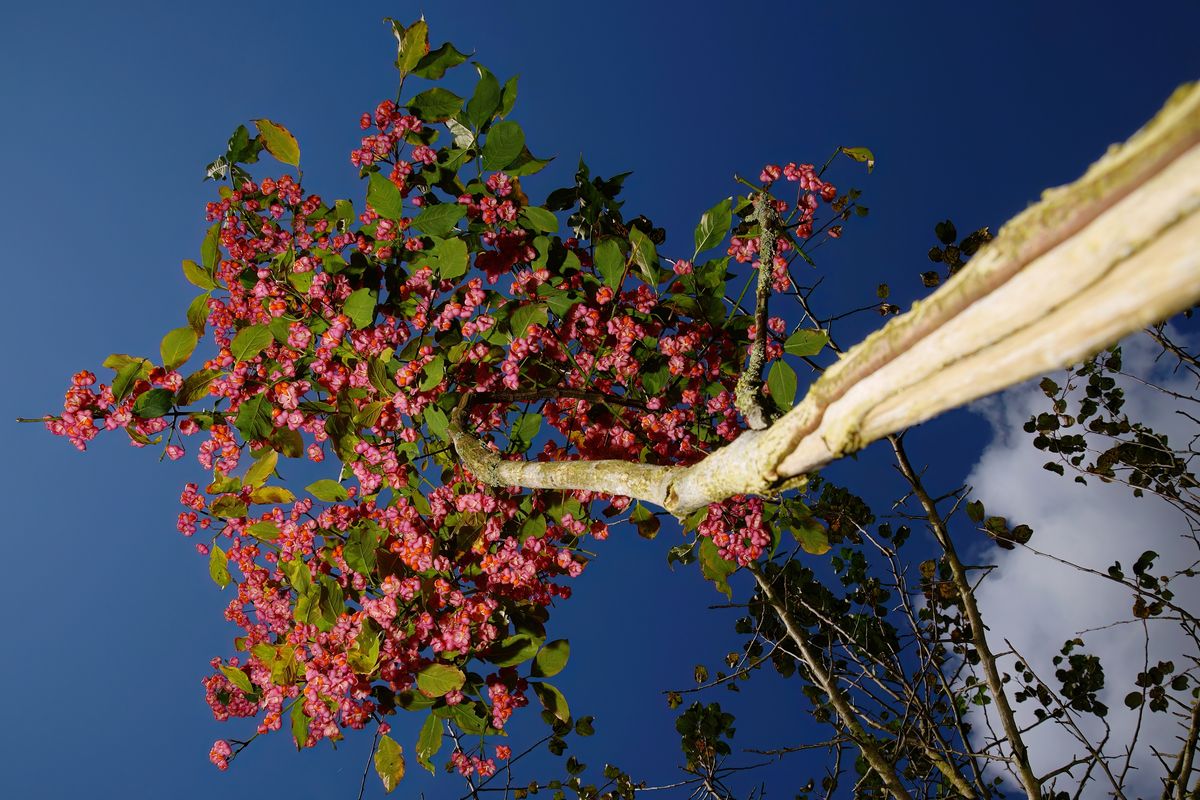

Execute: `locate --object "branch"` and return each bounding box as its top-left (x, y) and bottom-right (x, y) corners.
top-left (1162, 697), bottom-right (1200, 800)
top-left (891, 435), bottom-right (1041, 799)
top-left (735, 192), bottom-right (782, 429)
top-left (450, 83), bottom-right (1200, 516)
top-left (749, 563), bottom-right (914, 800)
top-left (1146, 323), bottom-right (1200, 376)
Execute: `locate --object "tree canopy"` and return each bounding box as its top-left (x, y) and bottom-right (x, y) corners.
top-left (29, 14), bottom-right (1200, 800)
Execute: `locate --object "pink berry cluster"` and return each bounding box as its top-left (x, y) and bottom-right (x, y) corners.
top-left (45, 35), bottom-right (851, 778)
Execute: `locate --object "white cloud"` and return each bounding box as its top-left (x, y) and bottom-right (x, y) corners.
top-left (965, 331), bottom-right (1199, 798)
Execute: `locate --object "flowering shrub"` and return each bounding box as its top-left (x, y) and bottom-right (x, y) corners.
top-left (42, 19), bottom-right (863, 790)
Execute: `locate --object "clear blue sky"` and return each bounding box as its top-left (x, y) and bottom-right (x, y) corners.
top-left (3, 2), bottom-right (1198, 798)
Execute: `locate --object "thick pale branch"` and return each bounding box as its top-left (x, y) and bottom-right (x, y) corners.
top-left (734, 192), bottom-right (781, 429)
top-left (452, 83), bottom-right (1200, 516)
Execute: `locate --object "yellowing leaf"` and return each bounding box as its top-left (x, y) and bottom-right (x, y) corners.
top-left (374, 734), bottom-right (406, 793)
top-left (250, 486), bottom-right (296, 505)
top-left (254, 119), bottom-right (300, 167)
top-left (209, 545), bottom-right (231, 589)
top-left (230, 325), bottom-right (273, 362)
top-left (793, 517), bottom-right (831, 555)
top-left (182, 259), bottom-right (216, 290)
top-left (416, 663), bottom-right (465, 697)
top-left (306, 479), bottom-right (348, 502)
top-left (415, 713), bottom-right (442, 774)
top-left (840, 146), bottom-right (875, 174)
top-left (531, 639), bottom-right (570, 678)
top-left (532, 681), bottom-right (570, 722)
top-left (243, 450), bottom-right (278, 487)
top-left (159, 327), bottom-right (198, 371)
top-left (247, 521), bottom-right (281, 541)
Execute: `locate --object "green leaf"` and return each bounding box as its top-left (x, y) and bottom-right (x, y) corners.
top-left (367, 172), bottom-right (404, 219)
top-left (207, 471), bottom-right (242, 494)
top-left (280, 557), bottom-right (312, 593)
top-left (219, 664), bottom-right (253, 693)
top-left (510, 412), bottom-right (541, 448)
top-left (201, 224), bottom-right (220, 270)
top-left (793, 516), bottom-right (831, 555)
top-left (272, 427), bottom-right (304, 458)
top-left (693, 197), bottom-right (732, 257)
top-left (186, 292), bottom-right (211, 334)
top-left (532, 681), bottom-right (570, 722)
top-left (289, 270), bottom-right (314, 294)
top-left (839, 146), bottom-right (875, 173)
top-left (482, 120), bottom-right (525, 170)
top-left (210, 495), bottom-right (248, 519)
top-left (344, 288), bottom-right (377, 329)
top-left (209, 545), bottom-right (231, 589)
top-left (111, 360), bottom-right (145, 403)
top-left (243, 449), bottom-right (278, 487)
top-left (176, 368), bottom-right (218, 406)
top-left (182, 258), bottom-right (216, 290)
top-left (394, 18), bottom-right (428, 77)
top-left (509, 303), bottom-right (548, 341)
top-left (489, 633), bottom-right (541, 667)
top-left (160, 327), bottom-right (199, 370)
top-left (640, 363), bottom-right (670, 396)
top-left (416, 663), bottom-right (466, 697)
top-left (628, 227), bottom-right (659, 284)
top-left (290, 702), bottom-right (310, 750)
top-left (423, 405), bottom-right (449, 440)
top-left (407, 88), bottom-right (464, 122)
top-left (594, 238), bottom-right (625, 289)
top-left (306, 479), bottom-right (349, 502)
top-left (415, 713), bottom-right (443, 774)
top-left (247, 521), bottom-right (281, 541)
top-left (935, 219), bottom-right (957, 245)
top-left (413, 41), bottom-right (469, 80)
top-left (267, 316), bottom-right (291, 344)
top-left (230, 325), bottom-right (273, 362)
top-left (419, 354), bottom-right (445, 392)
top-left (344, 524), bottom-right (380, 575)
top-left (519, 206), bottom-right (558, 234)
top-left (505, 147), bottom-right (552, 177)
top-left (349, 624), bottom-right (381, 675)
top-left (499, 75), bottom-right (519, 118)
top-left (234, 393), bottom-right (273, 441)
top-left (519, 514), bottom-right (547, 543)
top-left (132, 388), bottom-right (174, 419)
top-left (317, 576), bottom-right (344, 631)
top-left (767, 361), bottom-right (798, 409)
top-left (414, 203), bottom-right (467, 237)
top-left (630, 503), bottom-right (660, 540)
top-left (249, 486), bottom-right (296, 504)
top-left (226, 123), bottom-right (260, 164)
top-left (466, 66), bottom-right (502, 129)
top-left (698, 536), bottom-right (736, 598)
top-left (532, 639), bottom-right (570, 678)
top-left (784, 329), bottom-right (828, 358)
top-left (253, 119), bottom-right (300, 167)
top-left (433, 237), bottom-right (469, 280)
top-left (103, 353), bottom-right (150, 372)
top-left (448, 702), bottom-right (497, 735)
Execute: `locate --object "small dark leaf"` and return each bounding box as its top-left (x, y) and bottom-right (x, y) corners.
top-left (935, 220), bottom-right (958, 245)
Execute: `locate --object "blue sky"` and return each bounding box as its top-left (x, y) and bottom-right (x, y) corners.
top-left (3, 2), bottom-right (1199, 798)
